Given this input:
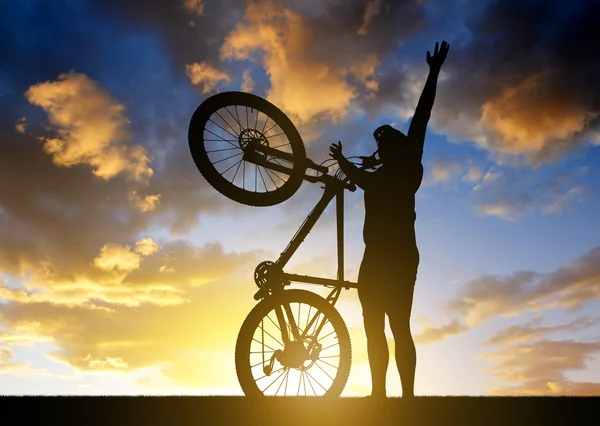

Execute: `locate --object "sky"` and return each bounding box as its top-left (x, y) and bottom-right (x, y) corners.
top-left (1, 0), bottom-right (600, 396)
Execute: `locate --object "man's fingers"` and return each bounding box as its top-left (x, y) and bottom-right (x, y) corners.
top-left (435, 41), bottom-right (439, 54)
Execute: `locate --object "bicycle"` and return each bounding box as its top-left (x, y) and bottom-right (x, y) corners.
top-left (188, 91), bottom-right (380, 397)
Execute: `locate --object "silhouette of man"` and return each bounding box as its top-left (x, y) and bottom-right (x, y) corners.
top-left (330, 41), bottom-right (450, 399)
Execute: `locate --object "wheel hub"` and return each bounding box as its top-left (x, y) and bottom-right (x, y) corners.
top-left (280, 341), bottom-right (309, 369)
top-left (239, 128), bottom-right (269, 151)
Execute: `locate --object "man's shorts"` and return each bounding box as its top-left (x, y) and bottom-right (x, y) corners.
top-left (357, 245), bottom-right (419, 323)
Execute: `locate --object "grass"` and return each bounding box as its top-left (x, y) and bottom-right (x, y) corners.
top-left (1, 395), bottom-right (597, 425)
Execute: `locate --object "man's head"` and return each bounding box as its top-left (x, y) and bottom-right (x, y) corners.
top-left (373, 124), bottom-right (407, 164)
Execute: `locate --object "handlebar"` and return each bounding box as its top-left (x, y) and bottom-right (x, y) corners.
top-left (243, 140), bottom-right (356, 192)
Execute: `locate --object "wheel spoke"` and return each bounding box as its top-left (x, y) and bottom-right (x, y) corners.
top-left (261, 115), bottom-right (269, 135)
top-left (266, 312), bottom-right (282, 332)
top-left (206, 147), bottom-right (240, 153)
top-left (262, 368), bottom-right (287, 393)
top-left (252, 338), bottom-right (278, 352)
top-left (320, 342), bottom-right (340, 352)
top-left (204, 128), bottom-right (238, 148)
top-left (314, 360), bottom-right (335, 383)
top-left (255, 366), bottom-right (285, 383)
top-left (317, 358), bottom-right (339, 370)
top-left (257, 166), bottom-right (269, 192)
top-left (231, 159), bottom-right (243, 183)
top-left (219, 160), bottom-right (243, 178)
top-left (225, 106), bottom-right (244, 133)
top-left (264, 121), bottom-right (278, 135)
top-left (261, 325), bottom-right (285, 348)
top-left (318, 329), bottom-right (336, 342)
top-left (212, 151), bottom-right (243, 165)
top-left (215, 110), bottom-right (240, 137)
top-left (305, 369), bottom-right (327, 392)
top-left (264, 167), bottom-right (280, 189)
top-left (266, 131), bottom-right (286, 139)
top-left (208, 117), bottom-right (239, 140)
top-left (276, 369), bottom-right (290, 396)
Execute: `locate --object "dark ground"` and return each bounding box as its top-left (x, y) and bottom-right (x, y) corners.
top-left (1, 396), bottom-right (597, 425)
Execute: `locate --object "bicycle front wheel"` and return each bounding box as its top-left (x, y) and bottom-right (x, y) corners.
top-left (235, 289), bottom-right (351, 397)
top-left (189, 91), bottom-right (307, 207)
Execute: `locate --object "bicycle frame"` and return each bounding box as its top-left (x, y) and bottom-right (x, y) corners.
top-left (243, 140), bottom-right (360, 348)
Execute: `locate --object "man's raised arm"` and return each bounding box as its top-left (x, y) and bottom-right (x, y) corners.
top-left (407, 41), bottom-right (450, 154)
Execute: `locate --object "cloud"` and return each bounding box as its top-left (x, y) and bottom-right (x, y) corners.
top-left (484, 316), bottom-right (599, 346)
top-left (182, 0), bottom-right (205, 17)
top-left (468, 165), bottom-right (589, 220)
top-left (418, 245), bottom-right (600, 349)
top-left (0, 347), bottom-right (13, 362)
top-left (482, 339), bottom-right (600, 395)
top-left (25, 71), bottom-right (153, 183)
top-left (425, 155), bottom-right (465, 184)
top-left (134, 238), bottom-right (161, 257)
top-left (186, 62), bottom-right (231, 94)
top-left (479, 73), bottom-right (598, 160)
top-left (428, 0), bottom-right (600, 165)
top-left (219, 0), bottom-right (425, 140)
top-left (14, 117), bottom-right (27, 134)
top-left (128, 191), bottom-right (161, 212)
top-left (357, 0), bottom-right (382, 36)
top-left (92, 238), bottom-right (160, 272)
top-left (0, 241), bottom-right (263, 387)
top-left (451, 246), bottom-right (600, 327)
top-left (414, 319), bottom-right (468, 344)
top-left (220, 1), bottom-right (358, 125)
top-left (0, 346), bottom-right (28, 373)
top-left (241, 69), bottom-right (254, 92)
top-left (489, 380), bottom-right (600, 396)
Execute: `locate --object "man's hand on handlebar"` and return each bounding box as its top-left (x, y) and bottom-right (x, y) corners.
top-left (329, 141), bottom-right (344, 162)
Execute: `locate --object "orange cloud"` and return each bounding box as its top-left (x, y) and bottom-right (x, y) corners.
top-left (182, 0), bottom-right (204, 17)
top-left (241, 69), bottom-right (254, 93)
top-left (485, 316), bottom-right (598, 346)
top-left (14, 117), bottom-right (27, 134)
top-left (357, 0), bottom-right (382, 36)
top-left (0, 346), bottom-right (28, 373)
top-left (482, 339), bottom-right (600, 395)
top-left (25, 71), bottom-right (153, 183)
top-left (480, 73), bottom-right (598, 162)
top-left (128, 191), bottom-right (161, 212)
top-left (92, 243), bottom-right (147, 272)
top-left (220, 1), bottom-right (358, 126)
top-left (414, 319), bottom-right (468, 344)
top-left (186, 62), bottom-right (231, 94)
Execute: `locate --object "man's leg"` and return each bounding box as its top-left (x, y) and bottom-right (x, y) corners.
top-left (359, 290), bottom-right (388, 397)
top-left (389, 284), bottom-right (416, 398)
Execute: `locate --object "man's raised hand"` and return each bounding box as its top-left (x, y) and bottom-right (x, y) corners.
top-left (426, 40), bottom-right (450, 71)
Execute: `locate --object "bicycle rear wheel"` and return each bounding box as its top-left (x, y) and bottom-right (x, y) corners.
top-left (235, 289), bottom-right (351, 397)
top-left (189, 91), bottom-right (307, 207)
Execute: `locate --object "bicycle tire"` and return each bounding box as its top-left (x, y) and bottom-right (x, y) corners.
top-left (235, 289), bottom-right (351, 397)
top-left (189, 91), bottom-right (307, 207)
